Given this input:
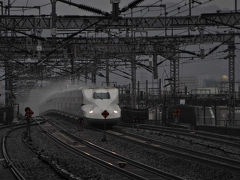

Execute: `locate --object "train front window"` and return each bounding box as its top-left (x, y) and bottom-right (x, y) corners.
top-left (93, 92), bottom-right (110, 99)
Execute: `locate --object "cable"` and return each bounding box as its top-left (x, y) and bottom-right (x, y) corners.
top-left (9, 2), bottom-right (51, 12)
top-left (122, 0), bottom-right (162, 16)
top-left (123, 0), bottom-right (187, 17)
top-left (171, 0), bottom-right (217, 16)
top-left (26, 0), bottom-right (29, 7)
top-left (10, 0), bottom-right (17, 5)
top-left (167, 0), bottom-right (186, 10)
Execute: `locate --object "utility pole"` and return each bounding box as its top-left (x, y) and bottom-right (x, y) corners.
top-left (0, 1), bottom-right (3, 15)
top-left (7, 0), bottom-right (10, 15)
top-left (170, 51), bottom-right (179, 105)
top-left (51, 0), bottom-right (57, 45)
top-left (106, 59), bottom-right (109, 86)
top-left (159, 78), bottom-right (162, 103)
top-left (189, 0), bottom-right (192, 16)
top-left (159, 4), bottom-right (167, 36)
top-left (70, 57), bottom-right (74, 83)
top-left (85, 67), bottom-right (88, 85)
top-left (92, 59), bottom-right (97, 84)
top-left (3, 0), bottom-right (14, 124)
top-left (228, 40), bottom-right (235, 126)
top-left (153, 54), bottom-right (158, 79)
top-left (235, 0), bottom-right (238, 12)
top-left (131, 56), bottom-right (137, 108)
top-left (71, 44), bottom-right (77, 83)
top-left (131, 8), bottom-right (136, 108)
top-left (188, 0), bottom-right (192, 35)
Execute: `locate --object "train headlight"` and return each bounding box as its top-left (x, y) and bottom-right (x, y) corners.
top-left (89, 110), bottom-right (94, 114)
top-left (114, 110), bottom-right (118, 114)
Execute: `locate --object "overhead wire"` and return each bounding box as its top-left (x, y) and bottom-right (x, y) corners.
top-left (171, 0), bottom-right (217, 16)
top-left (10, 2), bottom-right (51, 12)
top-left (122, 0), bottom-right (162, 16)
top-left (123, 0), bottom-right (189, 17)
top-left (25, 0), bottom-right (29, 7)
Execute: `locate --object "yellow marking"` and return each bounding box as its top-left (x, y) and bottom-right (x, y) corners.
top-left (150, 144), bottom-right (161, 147)
top-left (124, 136), bottom-right (146, 143)
top-left (87, 141), bottom-right (94, 145)
top-left (74, 144), bottom-right (86, 148)
top-left (107, 130), bottom-right (123, 136)
top-left (108, 163), bottom-right (113, 166)
top-left (83, 152), bottom-right (90, 155)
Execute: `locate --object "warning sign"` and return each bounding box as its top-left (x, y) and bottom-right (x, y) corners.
top-left (102, 110), bottom-right (109, 119)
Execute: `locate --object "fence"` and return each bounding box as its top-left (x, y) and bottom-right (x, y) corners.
top-left (121, 107), bottom-right (148, 124)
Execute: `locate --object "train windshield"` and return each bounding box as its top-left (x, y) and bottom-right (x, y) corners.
top-left (93, 92), bottom-right (110, 99)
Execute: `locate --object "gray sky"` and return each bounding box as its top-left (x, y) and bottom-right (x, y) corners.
top-left (9, 0), bottom-right (237, 15)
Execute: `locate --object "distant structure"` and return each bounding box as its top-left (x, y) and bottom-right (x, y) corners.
top-left (179, 76), bottom-right (199, 93)
top-left (220, 74), bottom-right (228, 94)
top-left (203, 79), bottom-right (219, 88)
top-left (221, 75), bottom-right (228, 82)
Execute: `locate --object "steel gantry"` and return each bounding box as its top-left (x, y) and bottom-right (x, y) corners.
top-left (170, 51), bottom-right (180, 105)
top-left (1, 13), bottom-right (240, 30)
top-left (227, 40), bottom-right (236, 126)
top-left (0, 0), bottom-right (239, 122)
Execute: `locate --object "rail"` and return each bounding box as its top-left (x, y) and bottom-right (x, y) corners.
top-left (40, 118), bottom-right (183, 180)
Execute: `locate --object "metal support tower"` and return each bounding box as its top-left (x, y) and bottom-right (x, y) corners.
top-left (92, 59), bottom-right (97, 84)
top-left (189, 0), bottom-right (192, 16)
top-left (130, 7), bottom-right (136, 108)
top-left (70, 58), bottom-right (74, 82)
top-left (51, 0), bottom-right (57, 45)
top-left (228, 40), bottom-right (235, 126)
top-left (153, 54), bottom-right (158, 79)
top-left (106, 59), bottom-right (109, 86)
top-left (131, 55), bottom-right (136, 108)
top-left (235, 0), bottom-right (238, 12)
top-left (85, 69), bottom-right (88, 84)
top-left (4, 58), bottom-right (13, 110)
top-left (170, 52), bottom-right (179, 104)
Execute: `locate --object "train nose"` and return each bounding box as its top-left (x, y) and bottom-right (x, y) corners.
top-left (84, 104), bottom-right (121, 119)
top-left (98, 106), bottom-right (121, 118)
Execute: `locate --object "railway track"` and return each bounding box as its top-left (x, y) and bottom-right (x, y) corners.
top-left (0, 122), bottom-right (35, 180)
top-left (40, 118), bottom-right (183, 180)
top-left (2, 124), bottom-right (30, 180)
top-left (1, 118), bottom-right (59, 180)
top-left (105, 127), bottom-right (240, 172)
top-left (130, 124), bottom-right (240, 148)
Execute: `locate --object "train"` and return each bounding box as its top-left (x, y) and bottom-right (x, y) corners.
top-left (39, 87), bottom-right (121, 126)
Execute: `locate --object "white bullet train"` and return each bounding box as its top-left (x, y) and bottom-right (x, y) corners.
top-left (39, 87), bottom-right (121, 126)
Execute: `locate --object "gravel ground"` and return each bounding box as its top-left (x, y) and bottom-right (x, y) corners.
top-left (30, 125), bottom-right (131, 180)
top-left (119, 127), bottom-right (240, 160)
top-left (6, 127), bottom-right (62, 180)
top-left (74, 129), bottom-right (239, 180)
top-left (47, 115), bottom-right (240, 180)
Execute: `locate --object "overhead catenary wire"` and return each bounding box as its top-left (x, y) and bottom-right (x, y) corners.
top-left (171, 0), bottom-right (217, 16)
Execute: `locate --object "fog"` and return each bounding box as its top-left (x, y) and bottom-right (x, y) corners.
top-left (18, 79), bottom-right (97, 115)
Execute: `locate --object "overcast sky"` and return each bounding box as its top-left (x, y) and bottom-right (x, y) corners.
top-left (8, 0), bottom-right (237, 16)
